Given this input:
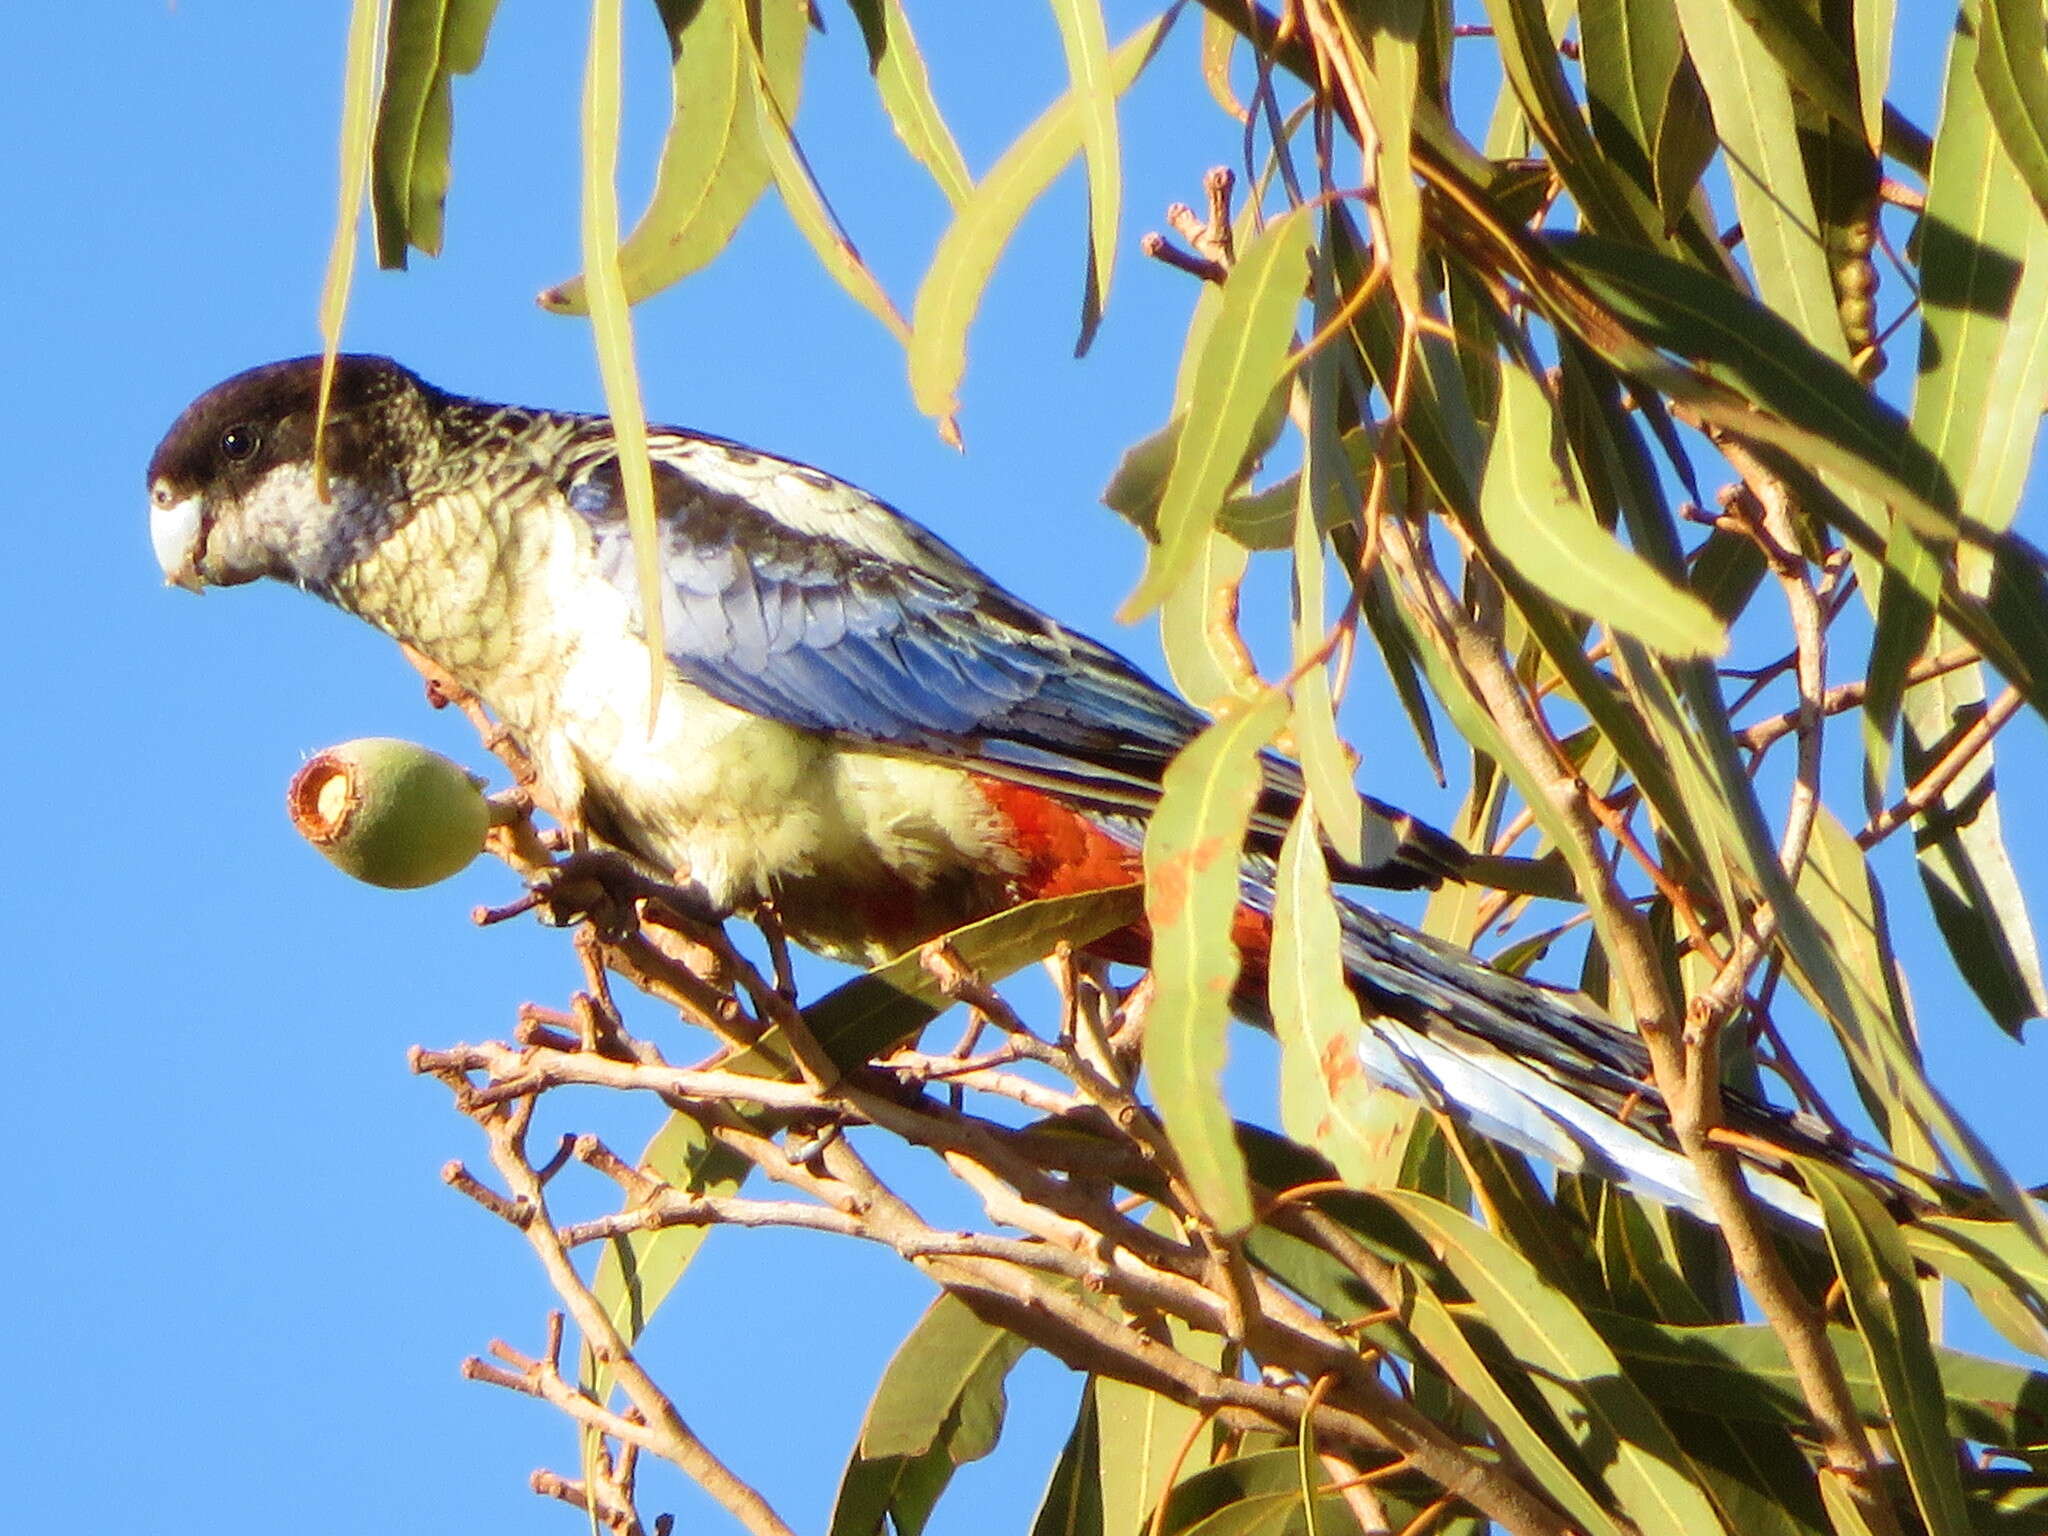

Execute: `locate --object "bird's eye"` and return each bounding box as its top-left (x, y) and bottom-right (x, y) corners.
top-left (219, 424), bottom-right (261, 462)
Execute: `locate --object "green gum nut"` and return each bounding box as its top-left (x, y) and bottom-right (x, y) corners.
top-left (288, 738), bottom-right (490, 890)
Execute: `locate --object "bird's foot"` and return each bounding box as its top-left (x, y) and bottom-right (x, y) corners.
top-left (525, 849), bottom-right (726, 941)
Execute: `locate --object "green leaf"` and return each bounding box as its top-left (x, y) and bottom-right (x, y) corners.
top-left (1392, 1267), bottom-right (1637, 1536)
top-left (1159, 528), bottom-right (1262, 710)
top-left (1590, 1306), bottom-right (2048, 1449)
top-left (1654, 1409), bottom-right (1829, 1536)
top-left (1911, 18), bottom-right (2033, 525)
top-left (1159, 1448), bottom-right (1435, 1536)
top-left (1047, 0), bottom-right (1120, 354)
top-left (1289, 250), bottom-right (1364, 865)
top-left (1670, 0), bottom-right (1847, 354)
top-left (1121, 205), bottom-right (1316, 622)
top-left (1900, 26), bottom-right (2048, 1031)
top-left (1581, 0), bottom-right (1686, 203)
top-left (746, 22), bottom-right (910, 345)
top-left (1589, 1187), bottom-right (1724, 1325)
top-left (1334, 0), bottom-right (1426, 312)
top-left (909, 12), bottom-right (1173, 439)
top-left (1382, 1189), bottom-right (1731, 1535)
top-left (580, 1114), bottom-right (751, 1403)
top-left (370, 0), bottom-right (501, 265)
top-left (1720, 0), bottom-right (1865, 142)
top-left (1910, 1216), bottom-right (2048, 1362)
top-left (1477, 362), bottom-right (1726, 658)
top-left (1544, 232), bottom-right (1958, 533)
top-left (316, 0), bottom-right (381, 381)
top-left (541, 0), bottom-right (808, 312)
top-left (1093, 1315), bottom-right (1225, 1536)
top-left (831, 1294), bottom-right (1030, 1536)
top-left (1855, 0), bottom-right (1895, 152)
top-left (1976, 0), bottom-right (2048, 218)
top-left (577, 0), bottom-right (667, 701)
top-left (861, 1294), bottom-right (1029, 1460)
top-left (846, 0), bottom-right (973, 207)
top-left (1794, 811), bottom-right (1944, 1172)
top-left (1904, 644), bottom-right (2048, 1034)
top-left (1653, 55), bottom-right (1717, 230)
top-left (1142, 690), bottom-right (1290, 1235)
top-left (1030, 1386), bottom-right (1104, 1536)
top-left (1611, 643), bottom-right (1752, 923)
top-left (1793, 1157), bottom-right (1975, 1536)
top-left (1480, 0), bottom-right (1657, 245)
top-left (1333, 213), bottom-right (1486, 526)
top-left (1271, 805), bottom-right (1376, 1186)
top-left (791, 885), bottom-right (1144, 1072)
top-left (1217, 427), bottom-right (1383, 551)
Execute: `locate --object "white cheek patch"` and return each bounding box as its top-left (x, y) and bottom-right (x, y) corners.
top-left (149, 490), bottom-right (205, 589)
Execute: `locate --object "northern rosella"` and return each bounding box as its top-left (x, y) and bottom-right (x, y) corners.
top-left (148, 354), bottom-right (1858, 1224)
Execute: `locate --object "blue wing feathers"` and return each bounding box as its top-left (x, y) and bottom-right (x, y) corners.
top-left (568, 448), bottom-right (1204, 768)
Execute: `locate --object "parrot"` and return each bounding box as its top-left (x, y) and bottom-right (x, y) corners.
top-left (148, 353), bottom-right (1879, 1225)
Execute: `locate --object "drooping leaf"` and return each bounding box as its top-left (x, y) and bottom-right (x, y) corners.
top-left (1976, 0), bottom-right (2048, 219)
top-left (1580, 0), bottom-right (1686, 205)
top-left (1909, 1217), bottom-right (2048, 1360)
top-left (860, 1293), bottom-right (1030, 1461)
top-left (1047, 0), bottom-right (1121, 354)
top-left (1157, 1447), bottom-right (1437, 1536)
top-left (1390, 1266), bottom-right (1637, 1536)
top-left (1159, 527), bottom-right (1262, 711)
top-left (314, 0), bottom-right (382, 477)
top-left (1328, 0), bottom-right (1426, 311)
top-left (1902, 646), bottom-right (2048, 1035)
top-left (745, 22), bottom-right (911, 345)
top-left (1669, 0), bottom-right (1847, 353)
top-left (1479, 0), bottom-right (1658, 246)
top-left (1543, 233), bottom-right (1959, 536)
top-left (845, 0), bottom-right (973, 207)
top-left (1143, 689), bottom-right (1289, 1235)
top-left (1272, 805), bottom-right (1376, 1187)
top-left (1652, 50), bottom-right (1717, 227)
top-left (577, 0), bottom-right (667, 701)
top-left (580, 1114), bottom-right (752, 1405)
top-left (1289, 247), bottom-right (1365, 864)
top-left (830, 1294), bottom-right (1031, 1536)
top-left (1030, 1384), bottom-right (1104, 1536)
top-left (1794, 811), bottom-right (1942, 1174)
top-left (1719, 0), bottom-right (1865, 142)
top-left (1121, 205), bottom-right (1316, 622)
top-left (1794, 1156), bottom-right (1976, 1536)
top-left (542, 0), bottom-right (808, 312)
top-left (1382, 1189), bottom-right (1731, 1535)
top-left (1093, 1315), bottom-right (1225, 1536)
top-left (1590, 1306), bottom-right (2048, 1448)
top-left (1477, 361), bottom-right (1726, 659)
top-left (1900, 24), bottom-right (2048, 1031)
top-left (370, 0), bottom-right (502, 265)
top-left (909, 12), bottom-right (1174, 440)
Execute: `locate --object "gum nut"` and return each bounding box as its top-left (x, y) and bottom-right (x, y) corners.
top-left (287, 738), bottom-right (490, 889)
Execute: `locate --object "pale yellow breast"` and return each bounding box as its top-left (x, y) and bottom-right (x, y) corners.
top-left (337, 479), bottom-right (1020, 961)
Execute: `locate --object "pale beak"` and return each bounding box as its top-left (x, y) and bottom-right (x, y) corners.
top-left (149, 489), bottom-right (206, 592)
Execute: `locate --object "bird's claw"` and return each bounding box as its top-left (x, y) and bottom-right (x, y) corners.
top-left (528, 849), bottom-right (725, 941)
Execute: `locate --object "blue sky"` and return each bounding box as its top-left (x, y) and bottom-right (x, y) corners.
top-left (5, 4), bottom-right (2041, 1533)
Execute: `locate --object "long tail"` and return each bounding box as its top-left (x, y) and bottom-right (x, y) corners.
top-left (1236, 870), bottom-right (1870, 1229)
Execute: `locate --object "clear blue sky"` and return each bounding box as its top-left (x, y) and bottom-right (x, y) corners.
top-left (4, 4), bottom-right (2039, 1534)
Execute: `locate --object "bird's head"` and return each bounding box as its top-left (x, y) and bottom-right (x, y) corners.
top-left (147, 354), bottom-right (430, 595)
